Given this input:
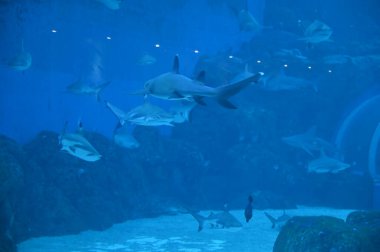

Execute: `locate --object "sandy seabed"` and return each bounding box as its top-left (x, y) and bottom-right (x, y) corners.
top-left (18, 207), bottom-right (354, 252)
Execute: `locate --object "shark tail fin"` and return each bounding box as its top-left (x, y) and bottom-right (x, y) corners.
top-left (189, 212), bottom-right (205, 232)
top-left (264, 212), bottom-right (276, 229)
top-left (216, 72), bottom-right (263, 109)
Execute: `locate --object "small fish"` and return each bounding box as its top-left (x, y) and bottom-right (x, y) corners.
top-left (66, 80), bottom-right (110, 101)
top-left (244, 194), bottom-right (253, 223)
top-left (59, 123), bottom-right (101, 162)
top-left (308, 149), bottom-right (350, 173)
top-left (142, 55), bottom-right (263, 109)
top-left (137, 52), bottom-right (157, 66)
top-left (264, 211), bottom-right (291, 230)
top-left (190, 209), bottom-right (242, 232)
top-left (301, 20), bottom-right (333, 44)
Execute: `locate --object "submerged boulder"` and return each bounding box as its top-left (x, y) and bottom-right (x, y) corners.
top-left (0, 135), bottom-right (24, 251)
top-left (346, 211), bottom-right (380, 252)
top-left (274, 216), bottom-right (361, 252)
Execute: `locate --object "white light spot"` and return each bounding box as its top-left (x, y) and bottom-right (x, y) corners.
top-left (284, 64), bottom-right (288, 68)
top-left (155, 43), bottom-right (160, 48)
top-left (257, 60), bottom-right (262, 64)
top-left (194, 49), bottom-right (199, 54)
top-left (308, 66), bottom-right (312, 69)
top-left (106, 36), bottom-right (112, 40)
top-left (228, 55), bottom-right (234, 59)
top-left (51, 29), bottom-right (57, 33)
top-left (328, 69), bottom-right (332, 73)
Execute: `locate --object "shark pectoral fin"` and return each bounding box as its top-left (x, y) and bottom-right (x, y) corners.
top-left (169, 91), bottom-right (185, 99)
top-left (193, 96), bottom-right (206, 106)
top-left (217, 98), bottom-right (237, 109)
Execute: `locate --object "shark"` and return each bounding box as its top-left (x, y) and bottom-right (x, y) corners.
top-left (106, 101), bottom-right (188, 127)
top-left (59, 122), bottom-right (101, 162)
top-left (66, 80), bottom-right (110, 101)
top-left (300, 20), bottom-right (333, 44)
top-left (142, 55), bottom-right (263, 109)
top-left (264, 211), bottom-right (291, 230)
top-left (308, 149), bottom-right (350, 173)
top-left (282, 126), bottom-right (338, 156)
top-left (7, 40), bottom-right (32, 71)
top-left (190, 209), bottom-right (242, 232)
top-left (237, 9), bottom-right (262, 32)
top-left (126, 102), bottom-right (177, 127)
top-left (137, 52), bottom-right (157, 66)
top-left (113, 123), bottom-right (140, 149)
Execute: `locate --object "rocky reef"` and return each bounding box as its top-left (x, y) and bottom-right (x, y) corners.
top-left (274, 211), bottom-right (380, 252)
top-left (0, 106), bottom-right (375, 247)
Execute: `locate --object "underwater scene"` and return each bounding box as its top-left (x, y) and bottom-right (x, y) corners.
top-left (1, 0), bottom-right (380, 251)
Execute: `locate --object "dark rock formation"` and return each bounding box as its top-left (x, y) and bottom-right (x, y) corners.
top-left (0, 135), bottom-right (25, 252)
top-left (274, 212), bottom-right (380, 252)
top-left (346, 211), bottom-right (380, 252)
top-left (274, 216), bottom-right (361, 252)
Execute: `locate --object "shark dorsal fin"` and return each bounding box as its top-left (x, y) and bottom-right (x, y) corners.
top-left (173, 54), bottom-right (179, 74)
top-left (196, 70), bottom-right (206, 83)
top-left (77, 119), bottom-right (84, 134)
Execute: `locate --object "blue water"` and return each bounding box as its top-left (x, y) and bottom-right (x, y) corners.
top-left (1, 0), bottom-right (380, 249)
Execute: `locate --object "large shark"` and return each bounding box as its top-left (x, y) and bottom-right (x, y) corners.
top-left (190, 209), bottom-right (242, 232)
top-left (126, 102), bottom-right (177, 127)
top-left (143, 55), bottom-right (263, 109)
top-left (59, 123), bottom-right (101, 162)
top-left (66, 80), bottom-right (110, 101)
top-left (300, 20), bottom-right (333, 44)
top-left (308, 150), bottom-right (350, 173)
top-left (106, 101), bottom-right (191, 127)
top-left (282, 126), bottom-right (338, 156)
